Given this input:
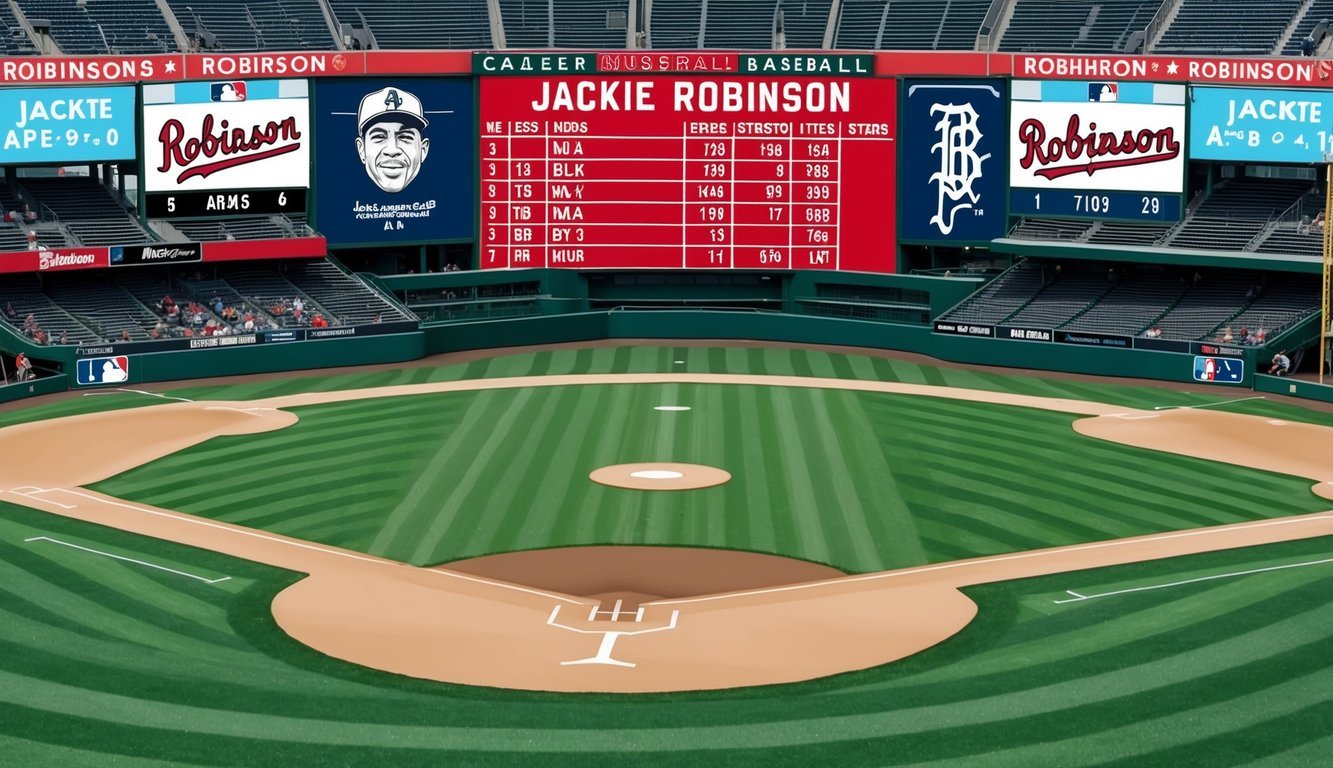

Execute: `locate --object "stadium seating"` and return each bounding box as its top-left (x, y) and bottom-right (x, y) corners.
top-left (1008, 218), bottom-right (1094, 242)
top-left (1165, 179), bottom-right (1311, 252)
top-left (1000, 0), bottom-right (1162, 53)
top-left (46, 275), bottom-right (161, 341)
top-left (1059, 269), bottom-right (1184, 335)
top-left (18, 177), bottom-right (152, 246)
top-left (1083, 221), bottom-right (1172, 246)
top-left (169, 216), bottom-right (308, 242)
top-left (498, 0), bottom-right (628, 48)
top-left (1149, 273), bottom-right (1255, 340)
top-left (782, 0), bottom-right (834, 48)
top-left (648, 0), bottom-right (704, 47)
top-left (0, 4), bottom-right (36, 54)
top-left (16, 0), bottom-right (174, 54)
top-left (0, 274), bottom-right (101, 344)
top-left (1002, 266), bottom-right (1113, 328)
top-left (834, 0), bottom-right (987, 50)
top-left (1220, 274), bottom-right (1321, 339)
top-left (1282, 0), bottom-right (1333, 55)
top-left (705, 0), bottom-right (778, 48)
top-left (1154, 0), bottom-right (1301, 55)
top-left (166, 0), bottom-right (334, 51)
top-left (1254, 224), bottom-right (1323, 257)
top-left (940, 260), bottom-right (1047, 325)
top-left (283, 259), bottom-right (414, 324)
top-left (325, 0), bottom-right (491, 48)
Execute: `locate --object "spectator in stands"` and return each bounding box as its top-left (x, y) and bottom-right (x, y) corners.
top-left (1313, 212), bottom-right (1325, 234)
top-left (1254, 327), bottom-right (1267, 344)
top-left (14, 352), bottom-right (31, 382)
top-left (119, 329), bottom-right (130, 342)
top-left (1238, 327), bottom-right (1250, 344)
top-left (22, 204), bottom-right (36, 223)
top-left (1299, 215), bottom-right (1312, 234)
top-left (3, 301), bottom-right (15, 319)
top-left (1269, 350), bottom-right (1291, 376)
top-left (58, 330), bottom-right (66, 345)
top-left (373, 313), bottom-right (383, 324)
top-left (22, 313), bottom-right (35, 335)
top-left (159, 294), bottom-right (174, 313)
top-left (1143, 326), bottom-right (1162, 339)
top-left (34, 329), bottom-right (46, 344)
top-left (25, 230), bottom-right (37, 250)
top-left (1302, 35), bottom-right (1315, 56)
top-left (222, 305), bottom-right (238, 322)
top-left (310, 314), bottom-right (329, 329)
top-left (210, 295), bottom-right (223, 315)
top-left (1222, 326), bottom-right (1235, 343)
top-left (293, 296), bottom-right (305, 314)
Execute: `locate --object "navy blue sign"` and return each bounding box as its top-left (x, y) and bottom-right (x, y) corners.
top-left (900, 79), bottom-right (1006, 243)
top-left (313, 78), bottom-right (475, 247)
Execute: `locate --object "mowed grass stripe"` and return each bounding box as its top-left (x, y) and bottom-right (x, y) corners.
top-left (367, 389), bottom-right (521, 560)
top-left (455, 383), bottom-right (584, 555)
top-left (406, 388), bottom-right (544, 564)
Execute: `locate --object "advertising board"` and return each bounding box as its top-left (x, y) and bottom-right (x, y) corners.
top-left (0, 85), bottom-right (135, 163)
top-left (900, 78), bottom-right (1006, 243)
top-left (1009, 80), bottom-right (1185, 222)
top-left (141, 79), bottom-right (309, 217)
top-left (1189, 85), bottom-right (1333, 162)
top-left (312, 78), bottom-right (476, 247)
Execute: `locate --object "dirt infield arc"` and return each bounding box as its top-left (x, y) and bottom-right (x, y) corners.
top-left (2, 372), bottom-right (1332, 693)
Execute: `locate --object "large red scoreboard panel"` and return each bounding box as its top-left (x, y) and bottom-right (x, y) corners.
top-left (479, 76), bottom-right (897, 272)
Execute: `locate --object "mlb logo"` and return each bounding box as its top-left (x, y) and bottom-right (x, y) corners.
top-left (109, 246), bottom-right (124, 264)
top-left (76, 356), bottom-right (130, 386)
top-left (210, 81), bottom-right (247, 102)
top-left (1088, 82), bottom-right (1118, 102)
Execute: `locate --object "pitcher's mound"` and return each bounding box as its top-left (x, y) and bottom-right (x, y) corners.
top-left (440, 546), bottom-right (845, 604)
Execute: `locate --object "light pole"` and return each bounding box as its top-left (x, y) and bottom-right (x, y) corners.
top-left (1323, 156), bottom-right (1333, 384)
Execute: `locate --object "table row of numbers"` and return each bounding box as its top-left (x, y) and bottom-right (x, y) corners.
top-left (484, 245), bottom-right (840, 270)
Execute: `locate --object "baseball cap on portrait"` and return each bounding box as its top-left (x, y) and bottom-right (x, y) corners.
top-left (357, 87), bottom-right (429, 134)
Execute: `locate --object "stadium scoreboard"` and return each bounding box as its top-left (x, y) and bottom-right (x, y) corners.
top-left (478, 66), bottom-right (897, 272)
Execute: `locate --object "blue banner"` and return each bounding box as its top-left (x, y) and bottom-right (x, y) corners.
top-left (900, 79), bottom-right (1007, 243)
top-left (1189, 86), bottom-right (1333, 162)
top-left (0, 86), bottom-right (135, 163)
top-left (313, 78), bottom-right (475, 246)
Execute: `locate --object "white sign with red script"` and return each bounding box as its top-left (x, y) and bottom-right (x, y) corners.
top-left (141, 79), bottom-right (309, 193)
top-left (1009, 98), bottom-right (1184, 194)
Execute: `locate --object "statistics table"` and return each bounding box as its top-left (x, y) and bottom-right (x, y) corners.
top-left (479, 76), bottom-right (897, 272)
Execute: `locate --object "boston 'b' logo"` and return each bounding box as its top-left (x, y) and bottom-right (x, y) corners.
top-left (928, 103), bottom-right (989, 236)
top-left (384, 90), bottom-right (403, 111)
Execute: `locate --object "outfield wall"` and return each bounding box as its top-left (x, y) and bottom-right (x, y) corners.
top-left (0, 268), bottom-right (1313, 400)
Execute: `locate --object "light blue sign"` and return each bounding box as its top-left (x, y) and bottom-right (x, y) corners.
top-left (1189, 86), bottom-right (1333, 162)
top-left (0, 85), bottom-right (135, 163)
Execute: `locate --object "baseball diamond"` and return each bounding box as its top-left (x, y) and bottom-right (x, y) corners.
top-left (1, 344), bottom-right (1331, 765)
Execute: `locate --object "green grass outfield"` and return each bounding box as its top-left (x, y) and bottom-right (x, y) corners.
top-left (2, 345), bottom-right (1332, 766)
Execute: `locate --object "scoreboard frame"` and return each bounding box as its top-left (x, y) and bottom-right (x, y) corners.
top-left (476, 59), bottom-right (899, 273)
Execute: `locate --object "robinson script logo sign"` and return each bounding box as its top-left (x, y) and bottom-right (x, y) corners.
top-left (38, 250), bottom-right (99, 270)
top-left (1017, 114), bottom-right (1180, 180)
top-left (157, 113), bottom-right (302, 183)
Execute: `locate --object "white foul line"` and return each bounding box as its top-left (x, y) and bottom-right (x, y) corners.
top-left (79, 388), bottom-right (194, 402)
top-left (1154, 396), bottom-right (1265, 411)
top-left (1053, 556), bottom-right (1333, 604)
top-left (24, 536), bottom-right (231, 584)
top-left (35, 488), bottom-right (587, 605)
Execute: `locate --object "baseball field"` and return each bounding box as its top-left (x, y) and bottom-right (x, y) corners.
top-left (1, 343), bottom-right (1331, 765)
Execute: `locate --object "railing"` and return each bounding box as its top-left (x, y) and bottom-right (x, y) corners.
top-left (1143, 0), bottom-right (1174, 52)
top-left (975, 0), bottom-right (1007, 50)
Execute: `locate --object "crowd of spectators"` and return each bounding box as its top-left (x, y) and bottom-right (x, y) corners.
top-left (8, 302), bottom-right (54, 345)
top-left (146, 292), bottom-right (338, 341)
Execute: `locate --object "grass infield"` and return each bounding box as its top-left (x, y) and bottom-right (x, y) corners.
top-left (1, 345), bottom-right (1331, 766)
